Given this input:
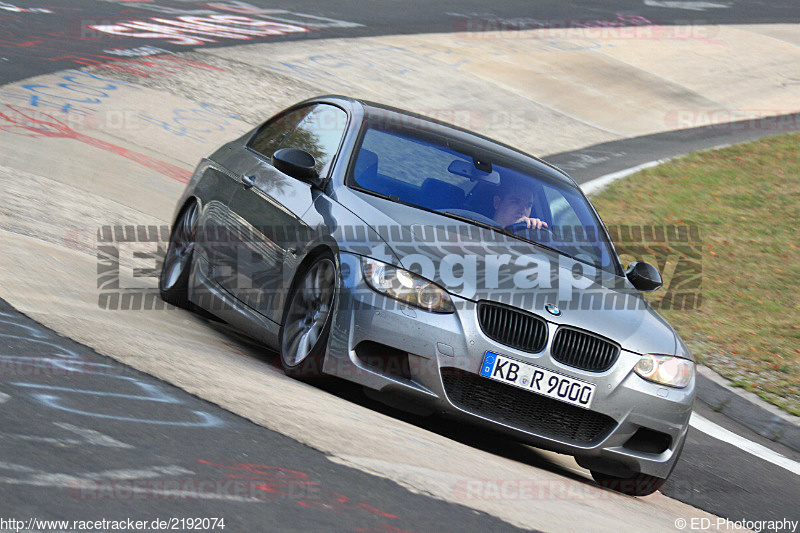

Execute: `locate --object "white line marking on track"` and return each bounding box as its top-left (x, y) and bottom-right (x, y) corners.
top-left (579, 160), bottom-right (667, 195)
top-left (578, 142), bottom-right (737, 195)
top-left (54, 423), bottom-right (135, 449)
top-left (0, 463), bottom-right (193, 488)
top-left (643, 0), bottom-right (731, 11)
top-left (0, 392), bottom-right (9, 404)
top-left (689, 412), bottom-right (800, 476)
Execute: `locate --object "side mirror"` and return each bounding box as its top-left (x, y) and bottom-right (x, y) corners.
top-left (272, 148), bottom-right (321, 187)
top-left (626, 261), bottom-right (663, 292)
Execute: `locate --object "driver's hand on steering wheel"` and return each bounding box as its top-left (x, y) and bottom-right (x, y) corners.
top-left (513, 216), bottom-right (548, 229)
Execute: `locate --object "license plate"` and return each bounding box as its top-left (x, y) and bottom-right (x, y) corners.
top-left (480, 352), bottom-right (596, 409)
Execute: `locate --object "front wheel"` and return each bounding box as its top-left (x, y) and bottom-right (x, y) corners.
top-left (159, 202), bottom-right (198, 309)
top-left (279, 253), bottom-right (336, 379)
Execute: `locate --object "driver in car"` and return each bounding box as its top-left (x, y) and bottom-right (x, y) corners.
top-left (492, 184), bottom-right (548, 230)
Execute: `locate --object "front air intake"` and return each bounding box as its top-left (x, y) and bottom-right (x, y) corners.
top-left (441, 368), bottom-right (617, 445)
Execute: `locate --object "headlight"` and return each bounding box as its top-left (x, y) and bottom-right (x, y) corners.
top-left (361, 257), bottom-right (455, 313)
top-left (634, 354), bottom-right (694, 388)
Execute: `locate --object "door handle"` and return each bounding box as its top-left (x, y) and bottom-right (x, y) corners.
top-left (242, 175), bottom-right (255, 189)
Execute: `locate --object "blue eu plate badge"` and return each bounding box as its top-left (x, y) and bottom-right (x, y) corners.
top-left (480, 353), bottom-right (497, 376)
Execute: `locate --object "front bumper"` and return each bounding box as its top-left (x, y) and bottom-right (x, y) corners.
top-left (324, 253), bottom-right (694, 478)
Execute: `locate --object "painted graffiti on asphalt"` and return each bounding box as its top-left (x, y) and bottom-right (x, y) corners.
top-left (197, 461), bottom-right (417, 531)
top-left (0, 68), bottom-right (247, 180)
top-left (0, 308), bottom-right (223, 427)
top-left (138, 103), bottom-right (241, 143)
top-left (1, 70), bottom-right (138, 116)
top-left (0, 1), bottom-right (362, 83)
top-left (0, 1), bottom-right (50, 13)
top-left (1, 67), bottom-right (244, 138)
top-left (87, 14), bottom-right (310, 46)
top-left (0, 458), bottom-right (419, 531)
top-left (0, 104), bottom-right (192, 182)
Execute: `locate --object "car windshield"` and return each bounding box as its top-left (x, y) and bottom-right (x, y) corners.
top-left (349, 120), bottom-right (618, 273)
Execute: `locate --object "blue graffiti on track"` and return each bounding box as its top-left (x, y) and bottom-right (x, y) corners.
top-left (0, 70), bottom-right (139, 116)
top-left (138, 103), bottom-right (244, 143)
top-left (0, 310), bottom-right (223, 427)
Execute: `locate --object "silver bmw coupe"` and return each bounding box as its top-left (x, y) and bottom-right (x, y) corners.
top-left (160, 95), bottom-right (695, 496)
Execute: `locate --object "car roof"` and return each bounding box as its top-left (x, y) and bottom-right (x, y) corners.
top-left (302, 94), bottom-right (578, 188)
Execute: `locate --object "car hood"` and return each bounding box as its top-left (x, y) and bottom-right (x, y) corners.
top-left (335, 189), bottom-right (678, 355)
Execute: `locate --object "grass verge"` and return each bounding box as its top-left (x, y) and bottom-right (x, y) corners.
top-left (590, 132), bottom-right (799, 416)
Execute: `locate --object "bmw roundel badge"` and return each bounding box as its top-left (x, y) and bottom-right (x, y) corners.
top-left (545, 303), bottom-right (561, 316)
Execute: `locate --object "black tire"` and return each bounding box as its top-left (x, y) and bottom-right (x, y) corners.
top-left (590, 471), bottom-right (666, 497)
top-left (279, 251), bottom-right (336, 379)
top-left (159, 202), bottom-right (198, 309)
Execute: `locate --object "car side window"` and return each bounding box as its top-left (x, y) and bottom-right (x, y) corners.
top-left (279, 104), bottom-right (348, 175)
top-left (249, 106), bottom-right (312, 160)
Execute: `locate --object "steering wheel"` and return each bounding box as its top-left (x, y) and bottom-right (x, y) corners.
top-left (505, 222), bottom-right (556, 238)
